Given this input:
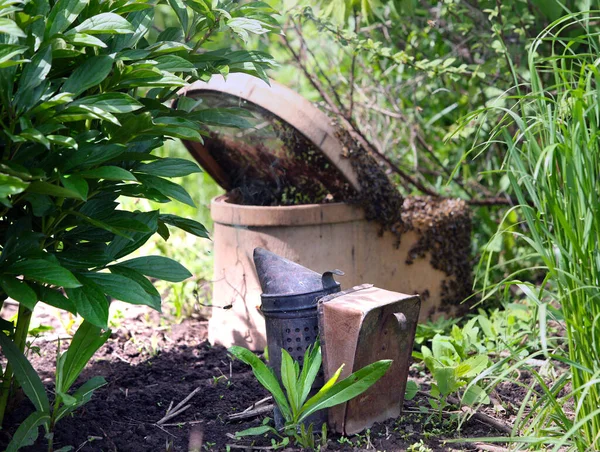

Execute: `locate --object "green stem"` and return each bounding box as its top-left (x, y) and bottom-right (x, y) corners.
top-left (0, 304), bottom-right (32, 427)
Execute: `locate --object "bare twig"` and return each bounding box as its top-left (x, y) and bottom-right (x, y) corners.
top-left (228, 404), bottom-right (274, 421)
top-left (226, 444), bottom-right (278, 450)
top-left (473, 443), bottom-right (509, 452)
top-left (416, 391), bottom-right (513, 435)
top-left (156, 387), bottom-right (202, 426)
top-left (456, 403), bottom-right (512, 435)
top-left (161, 420), bottom-right (204, 427)
top-left (242, 396), bottom-right (272, 413)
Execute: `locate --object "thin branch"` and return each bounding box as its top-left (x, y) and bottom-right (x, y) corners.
top-left (156, 387), bottom-right (202, 426)
top-left (282, 31), bottom-right (441, 198)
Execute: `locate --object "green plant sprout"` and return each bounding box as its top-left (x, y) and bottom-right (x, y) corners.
top-left (229, 341), bottom-right (392, 449)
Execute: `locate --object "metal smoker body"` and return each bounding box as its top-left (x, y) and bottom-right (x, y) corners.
top-left (253, 248), bottom-right (342, 427)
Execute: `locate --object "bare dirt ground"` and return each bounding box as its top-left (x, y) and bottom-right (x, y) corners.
top-left (0, 302), bottom-right (514, 451)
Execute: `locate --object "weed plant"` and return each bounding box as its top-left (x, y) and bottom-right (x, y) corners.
top-left (460, 13), bottom-right (600, 451)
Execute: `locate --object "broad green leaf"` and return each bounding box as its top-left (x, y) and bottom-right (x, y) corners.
top-left (17, 45), bottom-right (51, 93)
top-left (84, 272), bottom-right (159, 309)
top-left (113, 255), bottom-right (191, 282)
top-left (134, 157), bottom-right (201, 177)
top-left (61, 55), bottom-right (114, 96)
top-left (0, 173), bottom-right (29, 205)
top-left (110, 9), bottom-right (153, 51)
top-left (228, 346), bottom-right (292, 420)
top-left (59, 320), bottom-right (110, 391)
top-left (108, 266), bottom-right (160, 309)
top-left (56, 391), bottom-right (77, 406)
top-left (154, 55), bottom-right (196, 72)
top-left (65, 280), bottom-right (109, 328)
top-left (47, 135), bottom-right (77, 149)
top-left (153, 116), bottom-right (202, 141)
top-left (68, 211), bottom-right (136, 239)
top-left (55, 104), bottom-right (121, 126)
top-left (67, 12), bottom-right (134, 35)
top-left (227, 17), bottom-right (270, 44)
top-left (456, 355), bottom-right (489, 379)
top-left (235, 425), bottom-right (278, 438)
top-left (46, 0), bottom-right (89, 36)
top-left (26, 181), bottom-right (85, 200)
top-left (37, 286), bottom-right (77, 314)
top-left (71, 93), bottom-right (143, 113)
top-left (462, 384), bottom-right (490, 406)
top-left (166, 0), bottom-right (188, 33)
top-left (159, 214), bottom-right (209, 238)
top-left (0, 276), bottom-right (37, 309)
top-left (78, 166), bottom-right (137, 181)
top-left (0, 17), bottom-right (25, 37)
top-left (0, 332), bottom-right (50, 412)
top-left (135, 173), bottom-right (195, 207)
top-left (60, 174), bottom-right (88, 201)
top-left (404, 380), bottom-right (419, 401)
top-left (0, 44), bottom-right (28, 66)
top-left (105, 210), bottom-right (158, 259)
top-left (298, 343), bottom-right (322, 403)
top-left (5, 411), bottom-right (50, 452)
top-left (55, 376), bottom-right (106, 422)
top-left (188, 108), bottom-right (254, 128)
top-left (64, 143), bottom-right (126, 170)
top-left (65, 32), bottom-right (107, 47)
top-left (280, 349), bottom-right (300, 415)
top-left (19, 128), bottom-right (50, 149)
top-left (433, 367), bottom-right (460, 396)
top-left (8, 259), bottom-right (81, 288)
top-left (300, 360), bottom-right (392, 421)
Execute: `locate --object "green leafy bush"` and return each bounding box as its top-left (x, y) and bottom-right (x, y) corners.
top-left (0, 0), bottom-right (276, 448)
top-left (229, 343), bottom-right (392, 449)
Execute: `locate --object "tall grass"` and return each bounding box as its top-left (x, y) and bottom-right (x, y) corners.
top-left (464, 14), bottom-right (600, 451)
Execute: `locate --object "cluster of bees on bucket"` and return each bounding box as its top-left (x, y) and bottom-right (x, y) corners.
top-left (335, 127), bottom-right (473, 310)
top-left (401, 196), bottom-right (473, 311)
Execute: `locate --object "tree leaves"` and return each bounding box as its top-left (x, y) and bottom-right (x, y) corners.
top-left (0, 18), bottom-right (25, 37)
top-left (159, 214), bottom-right (209, 238)
top-left (134, 158), bottom-right (201, 177)
top-left (65, 278), bottom-right (109, 328)
top-left (46, 0), bottom-right (89, 37)
top-left (113, 256), bottom-right (191, 282)
top-left (61, 55), bottom-right (114, 96)
top-left (0, 276), bottom-right (37, 309)
top-left (7, 259), bottom-right (81, 288)
top-left (84, 271), bottom-right (161, 311)
top-left (0, 332), bottom-right (50, 413)
top-left (66, 13), bottom-right (134, 35)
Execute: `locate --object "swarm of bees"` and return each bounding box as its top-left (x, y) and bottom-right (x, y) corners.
top-left (401, 196), bottom-right (473, 312)
top-left (201, 106), bottom-right (472, 310)
top-left (335, 126), bottom-right (472, 312)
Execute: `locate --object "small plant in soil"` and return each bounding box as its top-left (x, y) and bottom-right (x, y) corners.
top-left (0, 0), bottom-right (277, 449)
top-left (229, 342), bottom-right (392, 449)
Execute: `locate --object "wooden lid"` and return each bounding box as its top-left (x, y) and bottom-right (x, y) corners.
top-left (178, 74), bottom-right (361, 203)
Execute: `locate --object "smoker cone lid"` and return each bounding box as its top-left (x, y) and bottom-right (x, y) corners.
top-left (176, 74), bottom-right (361, 206)
top-left (254, 247), bottom-right (336, 296)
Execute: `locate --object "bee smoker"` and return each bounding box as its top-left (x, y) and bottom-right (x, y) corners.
top-left (253, 247), bottom-right (343, 428)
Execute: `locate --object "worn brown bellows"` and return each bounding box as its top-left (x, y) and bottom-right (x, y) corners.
top-left (318, 286), bottom-right (420, 435)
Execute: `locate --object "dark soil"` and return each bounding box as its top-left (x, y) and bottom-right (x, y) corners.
top-left (0, 306), bottom-right (512, 452)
